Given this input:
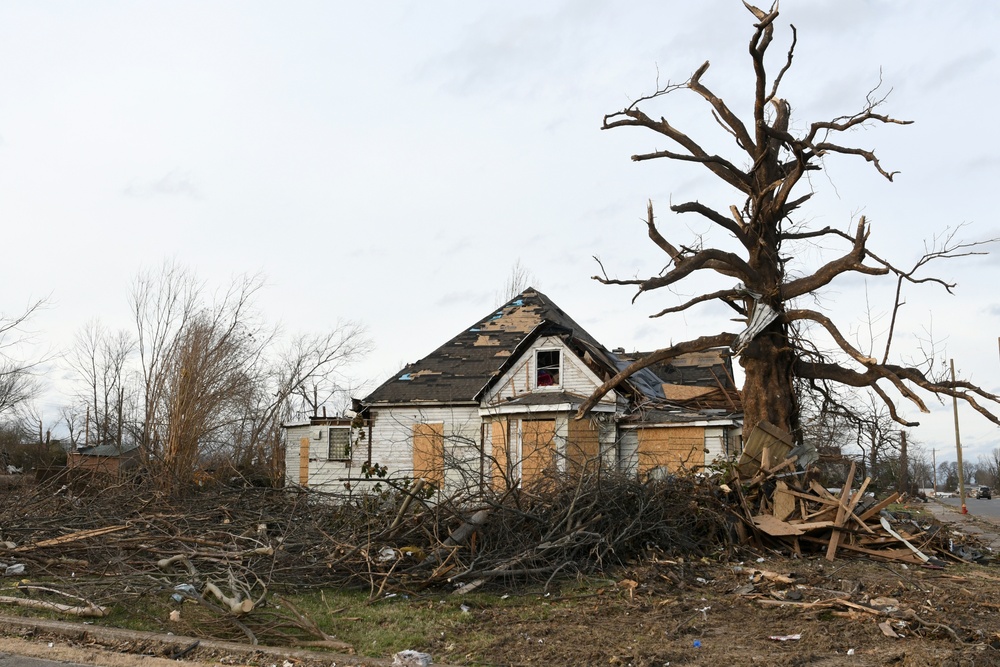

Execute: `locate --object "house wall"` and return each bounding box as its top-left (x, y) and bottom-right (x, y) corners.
top-left (483, 411), bottom-right (583, 489)
top-left (283, 422), bottom-right (361, 493)
top-left (368, 405), bottom-right (482, 494)
top-left (67, 452), bottom-right (135, 475)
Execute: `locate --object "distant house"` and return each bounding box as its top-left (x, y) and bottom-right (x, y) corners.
top-left (286, 288), bottom-right (742, 493)
top-left (67, 442), bottom-right (141, 476)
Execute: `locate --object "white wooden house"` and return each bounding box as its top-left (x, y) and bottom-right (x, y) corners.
top-left (286, 288), bottom-right (742, 493)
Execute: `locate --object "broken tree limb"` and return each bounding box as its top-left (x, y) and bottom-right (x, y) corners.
top-left (203, 581), bottom-right (254, 615)
top-left (388, 478), bottom-right (427, 537)
top-left (0, 595), bottom-right (107, 617)
top-left (17, 525), bottom-right (129, 551)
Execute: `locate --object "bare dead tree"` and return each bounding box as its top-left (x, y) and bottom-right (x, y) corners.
top-left (68, 320), bottom-right (135, 450)
top-left (0, 297), bottom-right (47, 417)
top-left (494, 259), bottom-right (538, 308)
top-left (579, 3), bottom-right (1000, 442)
top-left (130, 261), bottom-right (200, 462)
top-left (128, 263), bottom-right (371, 491)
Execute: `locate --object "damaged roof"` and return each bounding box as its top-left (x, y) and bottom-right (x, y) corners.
top-left (364, 287), bottom-right (615, 405)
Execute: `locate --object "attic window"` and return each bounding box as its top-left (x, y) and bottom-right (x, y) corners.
top-left (535, 349), bottom-right (561, 388)
top-left (328, 427), bottom-right (351, 461)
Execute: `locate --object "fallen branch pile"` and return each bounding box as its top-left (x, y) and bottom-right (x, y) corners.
top-left (0, 443), bottom-right (986, 647)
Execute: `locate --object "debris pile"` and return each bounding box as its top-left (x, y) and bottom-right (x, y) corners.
top-left (731, 421), bottom-right (972, 565)
top-left (0, 430), bottom-right (991, 649)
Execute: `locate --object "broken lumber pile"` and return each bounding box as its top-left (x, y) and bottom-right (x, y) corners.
top-left (732, 421), bottom-right (944, 564)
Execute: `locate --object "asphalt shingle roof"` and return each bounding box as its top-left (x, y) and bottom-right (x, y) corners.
top-left (363, 288), bottom-right (611, 405)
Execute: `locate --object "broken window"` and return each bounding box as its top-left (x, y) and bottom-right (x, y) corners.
top-left (535, 349), bottom-right (560, 388)
top-left (328, 427), bottom-right (351, 461)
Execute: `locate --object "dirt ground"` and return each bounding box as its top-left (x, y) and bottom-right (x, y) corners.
top-left (5, 554), bottom-right (1000, 667)
top-left (3, 476), bottom-right (1000, 666)
top-left (442, 556), bottom-right (1000, 667)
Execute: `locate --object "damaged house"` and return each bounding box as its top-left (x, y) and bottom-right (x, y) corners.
top-left (286, 288), bottom-right (742, 493)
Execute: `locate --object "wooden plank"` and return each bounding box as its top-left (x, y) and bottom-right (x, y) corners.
top-left (843, 476), bottom-right (875, 535)
top-left (826, 461), bottom-right (856, 561)
top-left (752, 514), bottom-right (805, 536)
top-left (773, 481), bottom-right (797, 521)
top-left (298, 437), bottom-right (310, 486)
top-left (783, 487), bottom-right (841, 507)
top-left (789, 520), bottom-right (836, 531)
top-left (801, 536), bottom-right (921, 563)
top-left (857, 492), bottom-right (900, 522)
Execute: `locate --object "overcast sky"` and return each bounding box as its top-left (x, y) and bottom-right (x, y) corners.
top-left (1, 1), bottom-right (998, 465)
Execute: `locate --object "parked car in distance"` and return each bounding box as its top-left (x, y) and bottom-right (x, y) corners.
top-left (976, 486), bottom-right (992, 499)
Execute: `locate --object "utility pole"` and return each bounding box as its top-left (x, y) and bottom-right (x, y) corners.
top-left (899, 431), bottom-right (908, 496)
top-left (951, 359), bottom-right (967, 514)
top-left (932, 448), bottom-right (937, 495)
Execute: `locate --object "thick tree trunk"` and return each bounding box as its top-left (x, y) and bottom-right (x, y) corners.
top-left (739, 320), bottom-right (799, 442)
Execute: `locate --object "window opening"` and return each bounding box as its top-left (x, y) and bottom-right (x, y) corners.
top-left (536, 349), bottom-right (560, 387)
top-left (328, 427), bottom-right (351, 461)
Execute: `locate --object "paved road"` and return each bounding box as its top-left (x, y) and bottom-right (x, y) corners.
top-left (937, 495), bottom-right (1000, 519)
top-left (0, 653), bottom-right (89, 667)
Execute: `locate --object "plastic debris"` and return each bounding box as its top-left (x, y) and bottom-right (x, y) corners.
top-left (768, 634), bottom-right (801, 641)
top-left (392, 650), bottom-right (433, 667)
top-left (692, 640), bottom-right (701, 648)
top-left (4, 564), bottom-right (25, 577)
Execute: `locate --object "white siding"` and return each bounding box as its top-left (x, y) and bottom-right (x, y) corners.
top-left (283, 423), bottom-right (361, 493)
top-left (704, 427), bottom-right (728, 464)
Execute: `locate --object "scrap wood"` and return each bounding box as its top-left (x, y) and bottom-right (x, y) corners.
top-left (736, 420), bottom-right (794, 477)
top-left (843, 477), bottom-right (873, 532)
top-left (826, 461), bottom-right (857, 561)
top-left (752, 514), bottom-right (805, 536)
top-left (858, 492), bottom-right (900, 522)
top-left (799, 536), bottom-right (921, 563)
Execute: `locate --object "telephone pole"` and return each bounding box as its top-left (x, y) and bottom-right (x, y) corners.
top-left (932, 448), bottom-right (937, 494)
top-left (951, 359), bottom-right (967, 514)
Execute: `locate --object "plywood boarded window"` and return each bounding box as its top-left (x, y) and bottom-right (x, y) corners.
top-left (298, 437), bottom-right (310, 486)
top-left (635, 426), bottom-right (705, 475)
top-left (491, 419), bottom-right (509, 491)
top-left (567, 417), bottom-right (601, 475)
top-left (412, 422), bottom-right (444, 487)
top-left (520, 419), bottom-right (555, 485)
